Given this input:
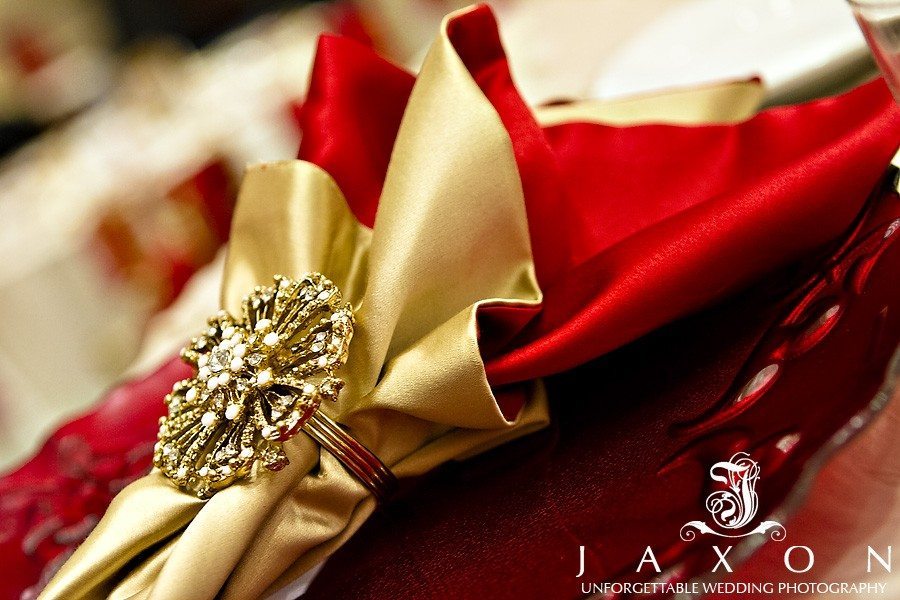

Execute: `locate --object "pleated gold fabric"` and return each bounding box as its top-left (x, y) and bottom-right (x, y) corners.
top-left (40, 7), bottom-right (768, 600)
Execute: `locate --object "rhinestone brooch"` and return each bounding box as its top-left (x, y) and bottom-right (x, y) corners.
top-left (154, 273), bottom-right (354, 498)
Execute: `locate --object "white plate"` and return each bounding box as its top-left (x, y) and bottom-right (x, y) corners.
top-left (491, 0), bottom-right (873, 105)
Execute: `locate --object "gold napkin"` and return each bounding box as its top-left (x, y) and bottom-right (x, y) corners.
top-left (41, 11), bottom-right (548, 600)
top-left (41, 8), bottom-right (765, 599)
top-left (534, 79), bottom-right (764, 127)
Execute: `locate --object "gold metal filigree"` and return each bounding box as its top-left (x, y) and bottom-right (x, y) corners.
top-left (154, 273), bottom-right (354, 498)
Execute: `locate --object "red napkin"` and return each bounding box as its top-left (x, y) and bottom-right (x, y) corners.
top-left (297, 6), bottom-right (899, 392)
top-left (302, 171), bottom-right (900, 599)
top-left (293, 7), bottom-right (900, 597)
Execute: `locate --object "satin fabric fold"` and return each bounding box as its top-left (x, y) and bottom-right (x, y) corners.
top-left (29, 4), bottom-right (900, 600)
top-left (303, 170), bottom-right (900, 599)
top-left (2, 14), bottom-right (777, 600)
top-left (532, 79), bottom-right (764, 127)
top-left (295, 5), bottom-right (900, 387)
top-left (40, 9), bottom-right (550, 599)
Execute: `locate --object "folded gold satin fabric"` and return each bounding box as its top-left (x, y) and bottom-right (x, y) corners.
top-left (41, 12), bottom-right (548, 600)
top-left (41, 8), bottom-right (765, 600)
top-left (534, 79), bottom-right (763, 127)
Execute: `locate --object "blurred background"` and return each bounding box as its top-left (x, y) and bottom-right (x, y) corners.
top-left (0, 0), bottom-right (881, 472)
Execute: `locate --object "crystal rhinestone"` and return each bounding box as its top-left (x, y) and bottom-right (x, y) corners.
top-left (209, 346), bottom-right (232, 372)
top-left (247, 353), bottom-right (264, 366)
top-left (321, 378), bottom-right (341, 397)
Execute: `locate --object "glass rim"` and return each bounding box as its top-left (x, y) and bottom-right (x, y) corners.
top-left (676, 343), bottom-right (900, 598)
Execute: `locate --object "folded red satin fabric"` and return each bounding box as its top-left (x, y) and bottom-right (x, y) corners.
top-left (302, 170), bottom-right (900, 599)
top-left (292, 8), bottom-right (900, 597)
top-left (3, 5), bottom-right (899, 600)
top-left (298, 6), bottom-right (900, 391)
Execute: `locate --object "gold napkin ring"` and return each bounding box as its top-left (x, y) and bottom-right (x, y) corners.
top-left (304, 411), bottom-right (397, 501)
top-left (154, 273), bottom-right (396, 501)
